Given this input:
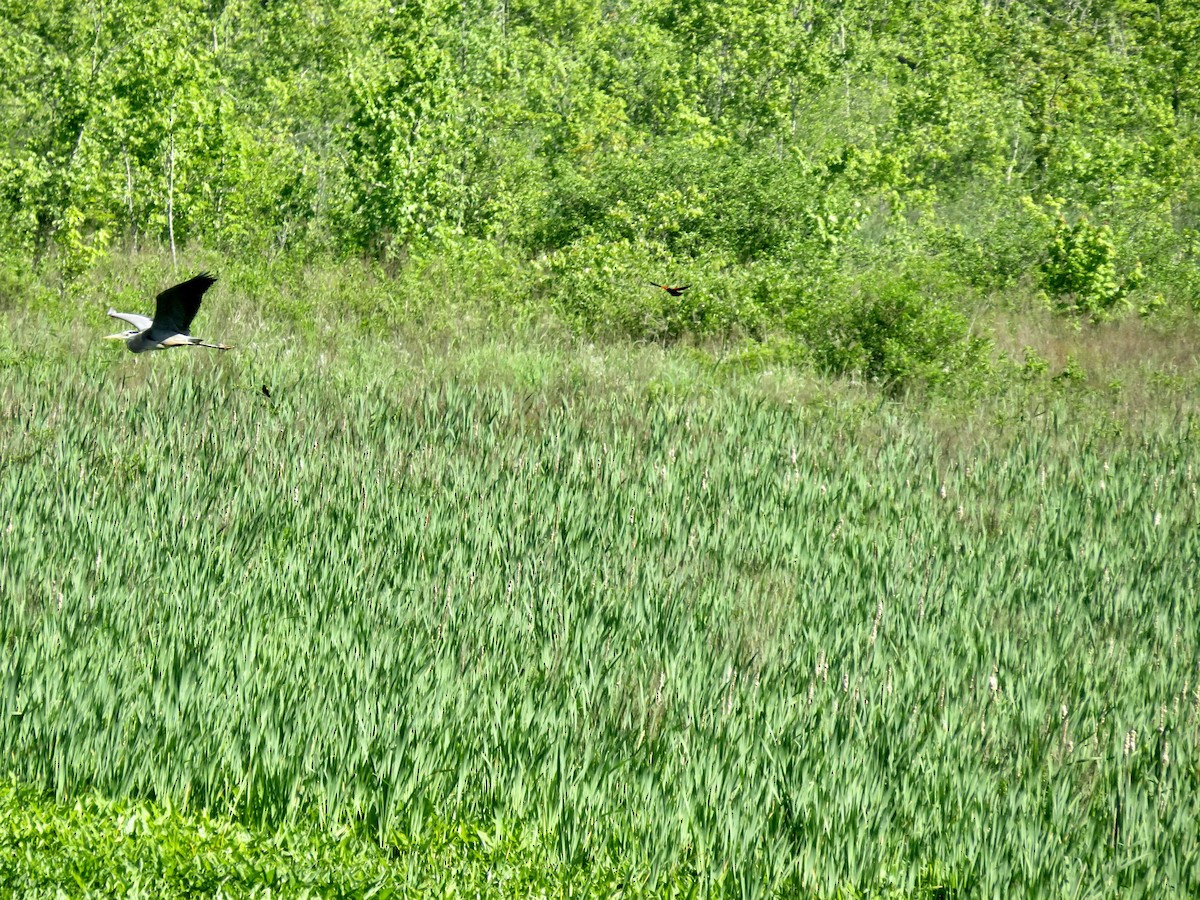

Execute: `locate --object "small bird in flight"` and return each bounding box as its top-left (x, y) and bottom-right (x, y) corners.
top-left (649, 282), bottom-right (690, 297)
top-left (105, 272), bottom-right (230, 353)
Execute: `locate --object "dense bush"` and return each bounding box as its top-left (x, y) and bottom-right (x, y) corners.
top-left (809, 267), bottom-right (992, 392)
top-left (1040, 214), bottom-right (1143, 321)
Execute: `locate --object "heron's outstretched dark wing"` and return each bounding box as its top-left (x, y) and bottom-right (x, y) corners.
top-left (153, 273), bottom-right (217, 334)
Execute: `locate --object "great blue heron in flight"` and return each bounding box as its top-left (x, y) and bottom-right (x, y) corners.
top-left (106, 272), bottom-right (230, 352)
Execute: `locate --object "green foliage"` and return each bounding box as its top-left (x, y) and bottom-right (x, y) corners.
top-left (0, 777), bottom-right (680, 897)
top-left (1056, 353), bottom-right (1087, 384)
top-left (339, 0), bottom-right (481, 255)
top-left (810, 268), bottom-right (992, 392)
top-left (7, 0), bottom-right (1200, 882)
top-left (3, 0), bottom-right (1199, 337)
top-left (517, 146), bottom-right (854, 266)
top-left (1040, 212), bottom-right (1143, 321)
top-left (1020, 345), bottom-right (1050, 380)
top-left (915, 193), bottom-right (1050, 293)
top-left (535, 237), bottom-right (807, 344)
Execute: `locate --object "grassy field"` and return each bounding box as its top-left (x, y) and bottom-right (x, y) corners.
top-left (3, 275), bottom-right (1200, 897)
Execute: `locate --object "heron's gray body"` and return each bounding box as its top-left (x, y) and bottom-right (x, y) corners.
top-left (106, 273), bottom-right (229, 353)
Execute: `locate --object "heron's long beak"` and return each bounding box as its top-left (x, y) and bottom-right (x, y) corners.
top-left (104, 332), bottom-right (130, 341)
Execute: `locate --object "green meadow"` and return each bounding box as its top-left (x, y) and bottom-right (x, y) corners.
top-left (3, 277), bottom-right (1200, 896)
top-left (7, 0), bottom-right (1200, 891)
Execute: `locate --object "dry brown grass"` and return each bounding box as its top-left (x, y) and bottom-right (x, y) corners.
top-left (992, 307), bottom-right (1200, 381)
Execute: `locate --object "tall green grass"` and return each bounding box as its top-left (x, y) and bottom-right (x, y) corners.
top-left (2, 326), bottom-right (1199, 897)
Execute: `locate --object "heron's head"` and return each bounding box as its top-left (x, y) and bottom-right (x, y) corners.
top-left (104, 330), bottom-right (138, 342)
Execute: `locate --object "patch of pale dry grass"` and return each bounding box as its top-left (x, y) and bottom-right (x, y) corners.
top-left (993, 307), bottom-right (1200, 382)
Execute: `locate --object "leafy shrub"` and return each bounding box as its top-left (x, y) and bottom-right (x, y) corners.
top-left (1107, 209), bottom-right (1200, 316)
top-left (919, 193), bottom-right (1050, 292)
top-left (1020, 346), bottom-right (1050, 380)
top-left (534, 236), bottom-right (842, 345)
top-left (808, 268), bottom-right (992, 393)
top-left (536, 236), bottom-right (719, 343)
top-left (1040, 214), bottom-right (1143, 321)
top-left (1054, 353), bottom-right (1087, 384)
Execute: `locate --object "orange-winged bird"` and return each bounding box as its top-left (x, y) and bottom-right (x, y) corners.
top-left (105, 273), bottom-right (230, 353)
top-left (649, 282), bottom-right (690, 297)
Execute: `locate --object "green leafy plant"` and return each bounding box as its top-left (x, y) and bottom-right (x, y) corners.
top-left (1040, 214), bottom-right (1143, 321)
top-left (809, 269), bottom-right (992, 393)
